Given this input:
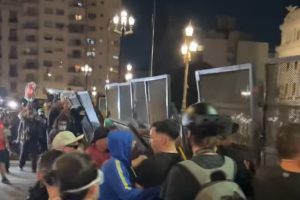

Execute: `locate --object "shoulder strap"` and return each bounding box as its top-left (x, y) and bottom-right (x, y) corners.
top-left (178, 160), bottom-right (212, 185)
top-left (178, 156), bottom-right (236, 185)
top-left (216, 156), bottom-right (236, 180)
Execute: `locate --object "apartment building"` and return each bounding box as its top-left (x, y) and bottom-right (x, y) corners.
top-left (0, 0), bottom-right (121, 98)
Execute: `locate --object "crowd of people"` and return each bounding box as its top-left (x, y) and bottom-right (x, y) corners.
top-left (0, 95), bottom-right (299, 200)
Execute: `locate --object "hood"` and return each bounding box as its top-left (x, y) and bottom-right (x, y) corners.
top-left (108, 131), bottom-right (133, 166)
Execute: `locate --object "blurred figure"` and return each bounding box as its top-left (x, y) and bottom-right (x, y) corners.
top-left (69, 107), bottom-right (84, 136)
top-left (134, 119), bottom-right (181, 188)
top-left (37, 108), bottom-right (48, 153)
top-left (85, 127), bottom-right (110, 168)
top-left (254, 124), bottom-right (300, 200)
top-left (52, 131), bottom-right (84, 153)
top-left (0, 122), bottom-right (11, 184)
top-left (51, 152), bottom-right (103, 200)
top-left (18, 108), bottom-right (41, 172)
top-left (47, 97), bottom-right (62, 134)
top-left (21, 82), bottom-right (39, 111)
top-left (27, 150), bottom-right (63, 200)
top-left (161, 103), bottom-right (245, 200)
top-left (2, 116), bottom-right (12, 173)
top-left (48, 115), bottom-right (70, 147)
top-left (100, 131), bottom-right (159, 200)
top-left (218, 132), bottom-right (256, 197)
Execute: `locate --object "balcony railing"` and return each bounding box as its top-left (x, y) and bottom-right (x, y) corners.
top-left (22, 23), bottom-right (38, 29)
top-left (23, 0), bottom-right (37, 3)
top-left (24, 37), bottom-right (37, 42)
top-left (23, 63), bottom-right (38, 69)
top-left (68, 80), bottom-right (84, 87)
top-left (9, 54), bottom-right (18, 59)
top-left (23, 51), bottom-right (38, 56)
top-left (68, 24), bottom-right (84, 33)
top-left (9, 37), bottom-right (18, 41)
top-left (9, 18), bottom-right (18, 23)
top-left (24, 11), bottom-right (38, 17)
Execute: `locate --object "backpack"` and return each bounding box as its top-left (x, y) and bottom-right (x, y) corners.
top-left (178, 156), bottom-right (246, 200)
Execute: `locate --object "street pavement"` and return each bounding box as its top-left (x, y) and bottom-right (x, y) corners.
top-left (0, 160), bottom-right (36, 200)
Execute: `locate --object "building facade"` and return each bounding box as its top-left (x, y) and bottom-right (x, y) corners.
top-left (201, 32), bottom-right (269, 81)
top-left (202, 21), bottom-right (269, 82)
top-left (276, 6), bottom-right (300, 58)
top-left (0, 0), bottom-right (121, 98)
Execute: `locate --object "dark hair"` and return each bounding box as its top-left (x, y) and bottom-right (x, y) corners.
top-left (277, 123), bottom-right (300, 159)
top-left (152, 119), bottom-right (180, 140)
top-left (53, 113), bottom-right (69, 129)
top-left (188, 125), bottom-right (221, 149)
top-left (38, 150), bottom-right (63, 172)
top-left (52, 153), bottom-right (98, 200)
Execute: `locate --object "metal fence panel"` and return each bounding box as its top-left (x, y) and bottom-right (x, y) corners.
top-left (98, 97), bottom-right (106, 116)
top-left (119, 84), bottom-right (132, 123)
top-left (195, 64), bottom-right (255, 146)
top-left (105, 75), bottom-right (170, 127)
top-left (106, 85), bottom-right (119, 120)
top-left (132, 81), bottom-right (149, 126)
top-left (147, 78), bottom-right (169, 124)
top-left (265, 57), bottom-right (300, 165)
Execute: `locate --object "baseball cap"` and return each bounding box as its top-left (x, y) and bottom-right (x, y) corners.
top-left (52, 131), bottom-right (84, 150)
top-left (91, 127), bottom-right (109, 143)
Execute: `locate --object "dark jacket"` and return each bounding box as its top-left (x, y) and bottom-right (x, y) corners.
top-left (161, 153), bottom-right (237, 200)
top-left (218, 144), bottom-right (255, 197)
top-left (47, 105), bottom-right (61, 133)
top-left (100, 131), bottom-right (160, 200)
top-left (18, 118), bottom-right (41, 143)
top-left (27, 181), bottom-right (48, 200)
top-left (135, 153), bottom-right (181, 188)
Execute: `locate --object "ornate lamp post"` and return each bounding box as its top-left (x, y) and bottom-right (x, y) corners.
top-left (125, 63), bottom-right (133, 82)
top-left (113, 10), bottom-right (135, 82)
top-left (81, 64), bottom-right (93, 90)
top-left (181, 22), bottom-right (203, 112)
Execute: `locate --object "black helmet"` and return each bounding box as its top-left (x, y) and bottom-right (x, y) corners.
top-left (182, 102), bottom-right (234, 138)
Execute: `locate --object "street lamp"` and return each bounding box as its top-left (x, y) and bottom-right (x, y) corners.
top-left (181, 22), bottom-right (203, 112)
top-left (112, 10), bottom-right (135, 82)
top-left (81, 64), bottom-right (93, 90)
top-left (91, 86), bottom-right (97, 97)
top-left (125, 63), bottom-right (133, 82)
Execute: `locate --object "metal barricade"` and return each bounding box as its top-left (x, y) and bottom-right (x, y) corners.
top-left (264, 56), bottom-right (300, 165)
top-left (195, 64), bottom-right (257, 147)
top-left (105, 75), bottom-right (170, 127)
top-left (106, 84), bottom-right (119, 120)
top-left (119, 83), bottom-right (132, 123)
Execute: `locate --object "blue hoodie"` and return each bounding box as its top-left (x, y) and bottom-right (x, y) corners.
top-left (99, 131), bottom-right (159, 200)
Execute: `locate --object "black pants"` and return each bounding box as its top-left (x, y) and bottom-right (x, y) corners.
top-left (19, 140), bottom-right (38, 171)
top-left (4, 149), bottom-right (9, 172)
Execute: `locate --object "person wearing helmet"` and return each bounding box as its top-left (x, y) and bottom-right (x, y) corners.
top-left (161, 102), bottom-right (246, 200)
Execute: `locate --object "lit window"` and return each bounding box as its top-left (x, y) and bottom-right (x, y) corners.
top-left (75, 14), bottom-right (83, 21)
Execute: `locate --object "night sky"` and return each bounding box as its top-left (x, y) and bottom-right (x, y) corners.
top-left (122, 0), bottom-right (300, 76)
